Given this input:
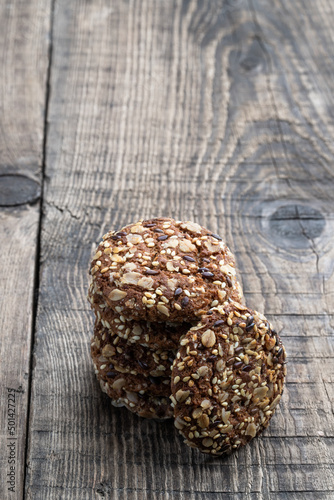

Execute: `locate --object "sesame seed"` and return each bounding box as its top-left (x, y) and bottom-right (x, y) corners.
top-left (202, 437), bottom-right (213, 447)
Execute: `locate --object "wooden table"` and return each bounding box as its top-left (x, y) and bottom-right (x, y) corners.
top-left (1, 1), bottom-right (334, 498)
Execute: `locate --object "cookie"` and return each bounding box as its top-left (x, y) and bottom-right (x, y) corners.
top-left (170, 301), bottom-right (286, 455)
top-left (90, 217), bottom-right (243, 322)
top-left (99, 377), bottom-right (173, 419)
top-left (91, 339), bottom-right (171, 397)
top-left (89, 286), bottom-right (191, 350)
top-left (93, 320), bottom-right (176, 377)
top-left (92, 335), bottom-right (173, 419)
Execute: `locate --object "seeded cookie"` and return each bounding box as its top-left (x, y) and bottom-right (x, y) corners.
top-left (114, 394), bottom-right (173, 419)
top-left (90, 218), bottom-right (243, 322)
top-left (91, 340), bottom-right (171, 397)
top-left (93, 320), bottom-right (176, 377)
top-left (170, 301), bottom-right (286, 455)
top-left (99, 376), bottom-right (173, 419)
top-left (89, 286), bottom-right (191, 350)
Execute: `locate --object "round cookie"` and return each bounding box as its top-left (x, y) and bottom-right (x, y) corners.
top-left (89, 285), bottom-right (192, 351)
top-left (170, 301), bottom-right (286, 455)
top-left (93, 320), bottom-right (175, 377)
top-left (99, 376), bottom-right (173, 419)
top-left (91, 339), bottom-right (171, 397)
top-left (90, 217), bottom-right (243, 322)
top-left (112, 394), bottom-right (173, 419)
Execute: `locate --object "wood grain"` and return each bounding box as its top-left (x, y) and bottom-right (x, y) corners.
top-left (24, 0), bottom-right (334, 499)
top-left (0, 1), bottom-right (51, 499)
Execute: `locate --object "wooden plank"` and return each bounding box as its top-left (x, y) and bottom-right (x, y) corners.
top-left (267, 314), bottom-right (334, 338)
top-left (0, 210), bottom-right (40, 500)
top-left (25, 0), bottom-right (334, 499)
top-left (0, 1), bottom-right (51, 499)
top-left (22, 490), bottom-right (334, 500)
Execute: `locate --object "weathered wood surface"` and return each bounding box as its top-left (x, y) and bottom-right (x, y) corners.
top-left (0, 1), bottom-right (51, 499)
top-left (0, 0), bottom-right (333, 498)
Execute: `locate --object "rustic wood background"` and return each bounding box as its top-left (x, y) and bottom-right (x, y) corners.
top-left (1, 0), bottom-right (334, 498)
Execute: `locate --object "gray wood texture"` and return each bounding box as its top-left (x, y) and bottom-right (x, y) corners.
top-left (0, 1), bottom-right (51, 499)
top-left (1, 0), bottom-right (334, 498)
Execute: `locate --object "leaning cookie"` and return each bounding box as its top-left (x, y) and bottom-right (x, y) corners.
top-left (90, 217), bottom-right (243, 322)
top-left (170, 301), bottom-right (286, 455)
top-left (91, 339), bottom-right (171, 397)
top-left (89, 286), bottom-right (190, 351)
top-left (93, 320), bottom-right (176, 377)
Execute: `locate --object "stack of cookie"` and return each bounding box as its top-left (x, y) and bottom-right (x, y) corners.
top-left (88, 217), bottom-right (286, 454)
